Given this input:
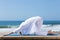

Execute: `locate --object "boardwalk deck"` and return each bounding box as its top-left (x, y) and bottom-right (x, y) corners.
top-left (0, 36), bottom-right (60, 40)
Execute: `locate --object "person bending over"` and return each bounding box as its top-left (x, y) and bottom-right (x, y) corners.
top-left (4, 16), bottom-right (58, 36)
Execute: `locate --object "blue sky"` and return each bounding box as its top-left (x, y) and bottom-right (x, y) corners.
top-left (0, 0), bottom-right (60, 21)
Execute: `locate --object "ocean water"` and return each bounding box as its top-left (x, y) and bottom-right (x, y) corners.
top-left (0, 21), bottom-right (23, 25)
top-left (0, 20), bottom-right (60, 28)
top-left (0, 20), bottom-right (60, 25)
top-left (0, 21), bottom-right (23, 28)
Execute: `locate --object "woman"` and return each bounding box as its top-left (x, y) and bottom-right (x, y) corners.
top-left (5, 16), bottom-right (56, 36)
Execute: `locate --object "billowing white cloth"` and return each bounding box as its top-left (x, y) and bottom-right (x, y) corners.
top-left (13, 16), bottom-right (48, 35)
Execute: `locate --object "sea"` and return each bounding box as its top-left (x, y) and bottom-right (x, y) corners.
top-left (0, 20), bottom-right (60, 25)
top-left (0, 20), bottom-right (60, 28)
top-left (0, 20), bottom-right (60, 26)
top-left (0, 21), bottom-right (23, 28)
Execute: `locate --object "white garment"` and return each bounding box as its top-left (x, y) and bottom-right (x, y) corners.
top-left (13, 16), bottom-right (48, 35)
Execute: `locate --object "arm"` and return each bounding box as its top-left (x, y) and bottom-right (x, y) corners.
top-left (48, 30), bottom-right (55, 34)
top-left (48, 30), bottom-right (60, 35)
top-left (3, 32), bottom-right (14, 36)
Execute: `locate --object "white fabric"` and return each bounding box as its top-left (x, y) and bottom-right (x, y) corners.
top-left (13, 16), bottom-right (48, 35)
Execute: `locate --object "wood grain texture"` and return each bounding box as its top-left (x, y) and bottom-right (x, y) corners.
top-left (0, 36), bottom-right (60, 40)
